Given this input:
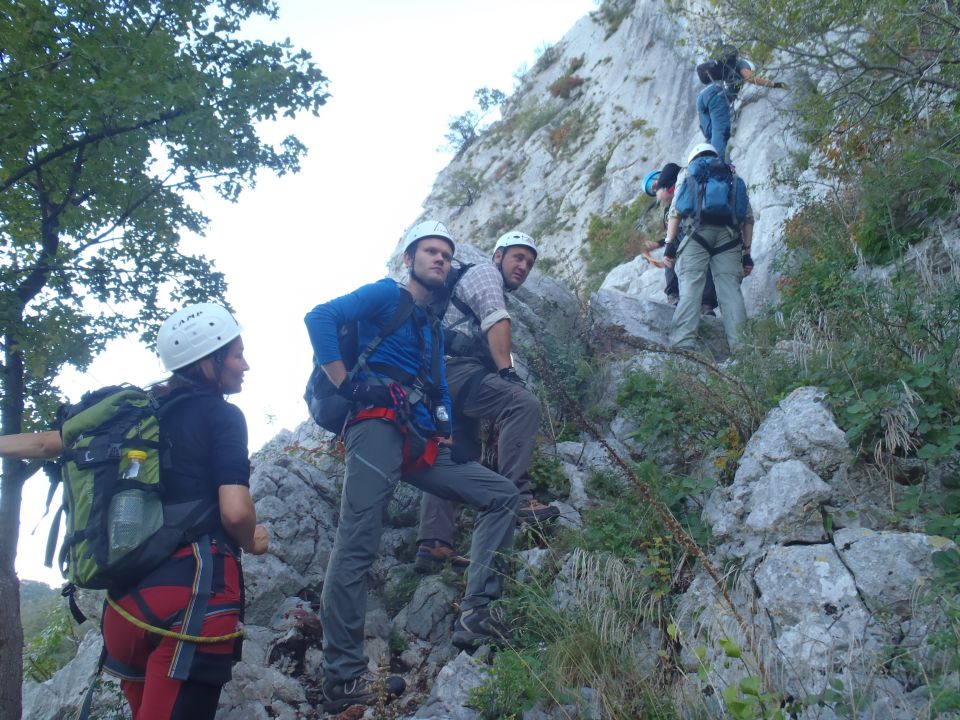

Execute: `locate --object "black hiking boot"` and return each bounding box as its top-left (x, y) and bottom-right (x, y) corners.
top-left (451, 605), bottom-right (513, 650)
top-left (517, 497), bottom-right (561, 524)
top-left (414, 540), bottom-right (470, 573)
top-left (321, 670), bottom-right (406, 714)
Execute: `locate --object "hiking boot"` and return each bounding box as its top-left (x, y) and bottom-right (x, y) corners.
top-left (451, 605), bottom-right (513, 650)
top-left (701, 304), bottom-right (717, 316)
top-left (414, 540), bottom-right (470, 573)
top-left (321, 670), bottom-right (406, 714)
top-left (667, 293), bottom-right (680, 306)
top-left (517, 497), bottom-right (561, 524)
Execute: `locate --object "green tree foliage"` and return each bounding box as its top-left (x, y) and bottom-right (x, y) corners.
top-left (444, 86), bottom-right (506, 157)
top-left (0, 1), bottom-right (328, 712)
top-left (581, 199), bottom-right (648, 290)
top-left (707, 0), bottom-right (960, 261)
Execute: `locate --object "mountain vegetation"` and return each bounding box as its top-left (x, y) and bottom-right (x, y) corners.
top-left (453, 0), bottom-right (960, 716)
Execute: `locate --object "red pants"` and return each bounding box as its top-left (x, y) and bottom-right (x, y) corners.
top-left (101, 544), bottom-right (242, 720)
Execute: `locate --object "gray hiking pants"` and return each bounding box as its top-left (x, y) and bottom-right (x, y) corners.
top-left (670, 224), bottom-right (747, 352)
top-left (320, 417), bottom-right (519, 684)
top-left (417, 356), bottom-right (540, 546)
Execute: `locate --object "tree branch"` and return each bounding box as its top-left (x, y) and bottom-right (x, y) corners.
top-left (0, 108), bottom-right (191, 195)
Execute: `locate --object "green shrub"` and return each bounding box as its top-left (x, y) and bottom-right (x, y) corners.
top-left (527, 451), bottom-right (570, 499)
top-left (732, 191), bottom-right (960, 473)
top-left (467, 650), bottom-right (544, 719)
top-left (851, 121), bottom-right (960, 263)
top-left (484, 209), bottom-right (522, 240)
top-left (591, 0), bottom-right (632, 39)
top-left (533, 43), bottom-right (561, 74)
top-left (581, 200), bottom-right (647, 289)
top-left (22, 602), bottom-right (82, 682)
top-left (504, 100), bottom-right (563, 143)
top-left (384, 569), bottom-right (420, 615)
top-left (438, 169), bottom-right (483, 209)
top-left (500, 549), bottom-right (682, 718)
top-left (616, 360), bottom-right (756, 474)
top-left (588, 151), bottom-right (612, 191)
top-left (548, 74), bottom-right (585, 99)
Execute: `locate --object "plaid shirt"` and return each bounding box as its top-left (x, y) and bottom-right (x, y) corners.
top-left (444, 261), bottom-right (510, 341)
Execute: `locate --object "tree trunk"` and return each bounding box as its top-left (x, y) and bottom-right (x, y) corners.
top-left (0, 473), bottom-right (25, 720)
top-left (1, 340), bottom-right (27, 720)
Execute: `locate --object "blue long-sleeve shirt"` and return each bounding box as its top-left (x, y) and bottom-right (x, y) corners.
top-left (304, 278), bottom-right (453, 436)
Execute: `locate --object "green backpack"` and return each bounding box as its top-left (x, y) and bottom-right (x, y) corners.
top-left (45, 385), bottom-right (217, 593)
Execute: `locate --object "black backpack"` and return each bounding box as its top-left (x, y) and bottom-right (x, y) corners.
top-left (430, 262), bottom-right (494, 363)
top-left (696, 44), bottom-right (740, 85)
top-left (44, 386), bottom-right (218, 594)
top-left (430, 262), bottom-right (474, 319)
top-left (304, 289), bottom-right (416, 434)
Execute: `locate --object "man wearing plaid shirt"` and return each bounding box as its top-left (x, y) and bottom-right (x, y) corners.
top-left (415, 231), bottom-right (560, 572)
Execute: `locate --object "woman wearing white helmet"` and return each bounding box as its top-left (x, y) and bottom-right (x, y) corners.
top-left (0, 302), bottom-right (267, 720)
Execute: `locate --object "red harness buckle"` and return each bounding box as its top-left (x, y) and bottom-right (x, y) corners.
top-left (350, 407), bottom-right (440, 475)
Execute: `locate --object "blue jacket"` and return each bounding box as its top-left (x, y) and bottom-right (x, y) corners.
top-left (304, 278), bottom-right (453, 436)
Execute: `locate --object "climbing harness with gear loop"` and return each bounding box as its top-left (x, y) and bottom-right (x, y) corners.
top-left (345, 303), bottom-right (448, 474)
top-left (75, 538), bottom-right (245, 720)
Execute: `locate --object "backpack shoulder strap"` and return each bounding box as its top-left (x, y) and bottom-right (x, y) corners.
top-left (354, 288), bottom-right (416, 375)
top-left (727, 166), bottom-right (738, 227)
top-left (445, 263), bottom-right (478, 322)
top-left (450, 293), bottom-right (477, 322)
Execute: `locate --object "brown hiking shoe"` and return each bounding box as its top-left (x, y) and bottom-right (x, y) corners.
top-left (517, 497), bottom-right (561, 524)
top-left (414, 540), bottom-right (470, 573)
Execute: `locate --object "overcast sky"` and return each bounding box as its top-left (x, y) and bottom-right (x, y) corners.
top-left (17, 0), bottom-right (597, 585)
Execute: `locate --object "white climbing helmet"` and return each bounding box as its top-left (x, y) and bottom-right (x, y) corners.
top-left (688, 142), bottom-right (718, 165)
top-left (402, 220), bottom-right (455, 255)
top-left (493, 231), bottom-right (538, 259)
top-left (157, 303), bottom-right (242, 372)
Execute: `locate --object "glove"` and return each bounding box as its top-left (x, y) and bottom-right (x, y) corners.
top-left (741, 252), bottom-right (754, 269)
top-left (498, 367), bottom-right (526, 386)
top-left (664, 241), bottom-right (679, 259)
top-left (337, 380), bottom-right (393, 407)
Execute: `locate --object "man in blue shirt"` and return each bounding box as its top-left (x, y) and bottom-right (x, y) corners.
top-left (304, 220), bottom-right (520, 714)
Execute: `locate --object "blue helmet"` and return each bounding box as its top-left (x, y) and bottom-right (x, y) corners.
top-left (642, 170), bottom-right (661, 197)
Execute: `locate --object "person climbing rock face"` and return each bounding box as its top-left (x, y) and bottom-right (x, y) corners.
top-left (641, 162), bottom-right (718, 314)
top-left (663, 143), bottom-right (755, 352)
top-left (695, 43), bottom-right (787, 162)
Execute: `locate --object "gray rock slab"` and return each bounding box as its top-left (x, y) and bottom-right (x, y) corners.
top-left (410, 650), bottom-right (487, 719)
top-left (755, 544), bottom-right (872, 694)
top-left (736, 387), bottom-right (851, 485)
top-left (834, 527), bottom-right (956, 616)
